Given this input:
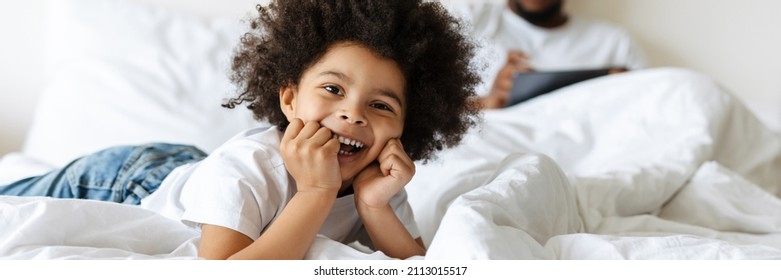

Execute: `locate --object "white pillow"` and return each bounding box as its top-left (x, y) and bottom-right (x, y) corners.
top-left (23, 0), bottom-right (263, 166)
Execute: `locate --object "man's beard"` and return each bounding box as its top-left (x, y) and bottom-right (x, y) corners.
top-left (512, 1), bottom-right (564, 26)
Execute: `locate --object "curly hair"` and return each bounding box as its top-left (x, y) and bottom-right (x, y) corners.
top-left (225, 0), bottom-right (481, 162)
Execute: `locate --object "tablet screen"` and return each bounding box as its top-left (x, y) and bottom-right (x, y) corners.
top-left (506, 68), bottom-right (613, 106)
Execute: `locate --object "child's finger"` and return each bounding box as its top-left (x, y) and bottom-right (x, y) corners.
top-left (378, 139), bottom-right (413, 175)
top-left (377, 139), bottom-right (399, 162)
top-left (282, 118), bottom-right (305, 141)
top-left (323, 135), bottom-right (341, 154)
top-left (311, 125), bottom-right (338, 148)
top-left (298, 121), bottom-right (323, 139)
top-left (379, 153), bottom-right (415, 180)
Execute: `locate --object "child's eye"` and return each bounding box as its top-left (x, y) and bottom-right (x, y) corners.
top-left (371, 103), bottom-right (393, 112)
top-left (324, 85), bottom-right (342, 95)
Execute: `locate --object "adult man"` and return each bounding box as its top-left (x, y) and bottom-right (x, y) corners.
top-left (446, 0), bottom-right (647, 109)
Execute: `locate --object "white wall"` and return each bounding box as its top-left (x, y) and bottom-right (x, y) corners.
top-left (567, 0), bottom-right (781, 132)
top-left (0, 1), bottom-right (47, 157)
top-left (1, 0), bottom-right (780, 156)
top-left (0, 0), bottom-right (259, 157)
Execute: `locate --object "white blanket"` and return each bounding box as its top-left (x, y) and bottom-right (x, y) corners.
top-left (2, 68), bottom-right (781, 259)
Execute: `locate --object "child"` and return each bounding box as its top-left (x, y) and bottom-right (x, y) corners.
top-left (0, 0), bottom-right (480, 259)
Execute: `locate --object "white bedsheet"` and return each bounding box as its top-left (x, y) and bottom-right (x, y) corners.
top-left (2, 68), bottom-right (781, 259)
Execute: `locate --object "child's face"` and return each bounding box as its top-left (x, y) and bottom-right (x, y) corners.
top-left (280, 42), bottom-right (406, 184)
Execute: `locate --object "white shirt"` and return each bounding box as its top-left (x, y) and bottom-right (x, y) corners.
top-left (443, 1), bottom-right (647, 95)
top-left (140, 126), bottom-right (420, 243)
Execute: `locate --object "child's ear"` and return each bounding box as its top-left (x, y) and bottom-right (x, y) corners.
top-left (279, 86), bottom-right (296, 120)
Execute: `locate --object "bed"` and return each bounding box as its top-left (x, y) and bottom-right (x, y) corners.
top-left (2, 0), bottom-right (781, 260)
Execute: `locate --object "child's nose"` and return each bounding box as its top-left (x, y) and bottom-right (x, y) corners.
top-left (339, 104), bottom-right (366, 126)
top-left (340, 114), bottom-right (365, 125)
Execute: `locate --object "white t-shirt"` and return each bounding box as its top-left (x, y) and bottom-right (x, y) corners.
top-left (443, 1), bottom-right (647, 95)
top-left (140, 126), bottom-right (420, 244)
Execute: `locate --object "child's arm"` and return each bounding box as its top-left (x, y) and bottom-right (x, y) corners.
top-left (353, 139), bottom-right (427, 259)
top-left (198, 119), bottom-right (342, 259)
top-left (199, 189), bottom-right (337, 259)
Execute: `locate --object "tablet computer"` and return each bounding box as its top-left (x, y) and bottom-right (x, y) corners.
top-left (506, 68), bottom-right (613, 106)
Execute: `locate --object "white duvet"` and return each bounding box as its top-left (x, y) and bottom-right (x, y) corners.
top-left (2, 68), bottom-right (781, 259)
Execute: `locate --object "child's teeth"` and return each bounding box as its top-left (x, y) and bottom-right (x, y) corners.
top-left (335, 135), bottom-right (364, 149)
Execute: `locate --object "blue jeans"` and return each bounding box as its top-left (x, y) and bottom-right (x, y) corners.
top-left (0, 143), bottom-right (206, 205)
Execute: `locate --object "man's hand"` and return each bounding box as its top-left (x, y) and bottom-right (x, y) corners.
top-left (353, 138), bottom-right (415, 209)
top-left (280, 119), bottom-right (342, 194)
top-left (479, 50), bottom-right (533, 109)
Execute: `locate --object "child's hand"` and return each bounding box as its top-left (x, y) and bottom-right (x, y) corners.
top-left (280, 119), bottom-right (342, 194)
top-left (353, 138), bottom-right (415, 209)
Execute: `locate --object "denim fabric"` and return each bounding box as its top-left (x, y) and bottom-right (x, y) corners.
top-left (0, 143), bottom-right (206, 205)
